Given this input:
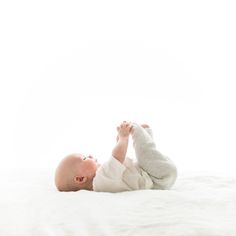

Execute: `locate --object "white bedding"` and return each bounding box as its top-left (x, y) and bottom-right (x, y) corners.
top-left (1, 169), bottom-right (236, 236)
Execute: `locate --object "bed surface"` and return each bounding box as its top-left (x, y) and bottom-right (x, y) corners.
top-left (1, 169), bottom-right (236, 236)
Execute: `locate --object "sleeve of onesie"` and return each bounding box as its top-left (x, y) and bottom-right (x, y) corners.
top-left (92, 156), bottom-right (126, 192)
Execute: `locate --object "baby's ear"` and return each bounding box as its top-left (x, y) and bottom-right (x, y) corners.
top-left (74, 176), bottom-right (88, 184)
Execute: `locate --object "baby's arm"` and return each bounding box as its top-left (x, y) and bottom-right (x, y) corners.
top-left (112, 121), bottom-right (131, 163)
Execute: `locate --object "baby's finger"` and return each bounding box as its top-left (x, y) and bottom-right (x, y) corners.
top-left (126, 121), bottom-right (131, 127)
top-left (124, 121), bottom-right (131, 128)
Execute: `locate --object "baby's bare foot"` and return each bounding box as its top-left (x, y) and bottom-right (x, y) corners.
top-left (141, 124), bottom-right (150, 129)
top-left (130, 123), bottom-right (149, 134)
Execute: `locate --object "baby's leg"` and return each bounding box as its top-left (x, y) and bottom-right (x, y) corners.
top-left (140, 124), bottom-right (153, 139)
top-left (131, 123), bottom-right (177, 189)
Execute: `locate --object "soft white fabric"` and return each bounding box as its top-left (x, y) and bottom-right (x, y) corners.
top-left (131, 124), bottom-right (177, 189)
top-left (1, 169), bottom-right (236, 236)
top-left (93, 156), bottom-right (153, 192)
top-left (93, 124), bottom-right (177, 192)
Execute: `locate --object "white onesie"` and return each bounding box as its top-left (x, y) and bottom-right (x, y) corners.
top-left (93, 124), bottom-right (177, 192)
top-left (93, 156), bottom-right (153, 192)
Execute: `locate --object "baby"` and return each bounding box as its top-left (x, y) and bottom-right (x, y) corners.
top-left (54, 121), bottom-right (177, 192)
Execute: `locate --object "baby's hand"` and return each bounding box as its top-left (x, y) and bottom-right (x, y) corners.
top-left (117, 121), bottom-right (132, 139)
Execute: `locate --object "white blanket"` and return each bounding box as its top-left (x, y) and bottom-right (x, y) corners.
top-left (1, 169), bottom-right (236, 236)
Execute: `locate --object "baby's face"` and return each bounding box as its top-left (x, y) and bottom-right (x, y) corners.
top-left (74, 153), bottom-right (99, 177)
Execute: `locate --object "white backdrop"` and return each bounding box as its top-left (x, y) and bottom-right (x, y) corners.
top-left (0, 0), bottom-right (235, 174)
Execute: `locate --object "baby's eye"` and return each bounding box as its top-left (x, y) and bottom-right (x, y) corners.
top-left (83, 156), bottom-right (87, 160)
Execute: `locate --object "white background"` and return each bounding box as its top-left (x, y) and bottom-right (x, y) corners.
top-left (0, 0), bottom-right (235, 174)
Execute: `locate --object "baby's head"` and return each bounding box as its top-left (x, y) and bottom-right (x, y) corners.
top-left (55, 153), bottom-right (99, 191)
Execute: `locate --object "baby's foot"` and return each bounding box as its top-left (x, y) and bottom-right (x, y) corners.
top-left (130, 123), bottom-right (149, 134)
top-left (141, 124), bottom-right (150, 129)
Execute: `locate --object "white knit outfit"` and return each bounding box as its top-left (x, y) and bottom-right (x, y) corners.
top-left (93, 124), bottom-right (177, 192)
